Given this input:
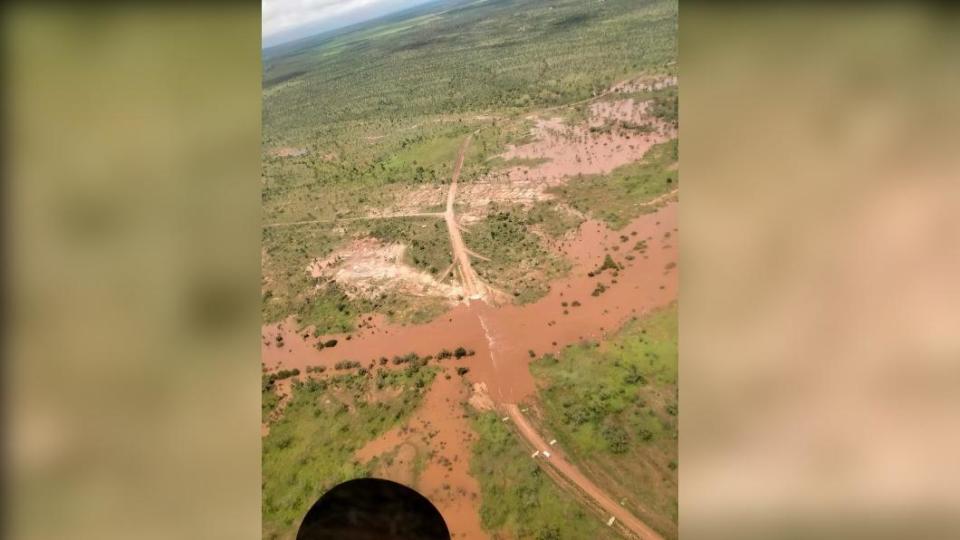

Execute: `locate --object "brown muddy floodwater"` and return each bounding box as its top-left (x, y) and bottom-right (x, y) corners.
top-left (263, 202), bottom-right (678, 406)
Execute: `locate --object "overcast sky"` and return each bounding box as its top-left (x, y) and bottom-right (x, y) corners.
top-left (263, 0), bottom-right (436, 48)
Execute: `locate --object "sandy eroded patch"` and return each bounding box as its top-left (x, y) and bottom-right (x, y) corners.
top-left (268, 146), bottom-right (308, 158)
top-left (309, 238), bottom-right (464, 300)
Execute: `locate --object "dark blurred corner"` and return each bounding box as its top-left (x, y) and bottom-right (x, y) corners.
top-left (3, 2), bottom-right (262, 539)
top-left (681, 2), bottom-right (960, 539)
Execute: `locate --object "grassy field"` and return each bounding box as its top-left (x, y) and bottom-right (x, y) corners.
top-left (529, 304), bottom-right (678, 539)
top-left (262, 365), bottom-right (437, 539)
top-left (263, 0), bottom-right (677, 146)
top-left (551, 139), bottom-right (678, 230)
top-left (469, 410), bottom-right (619, 540)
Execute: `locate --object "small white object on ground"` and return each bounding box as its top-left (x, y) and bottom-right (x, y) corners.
top-left (607, 516), bottom-right (616, 527)
top-left (542, 450), bottom-right (551, 458)
top-left (549, 439), bottom-right (557, 446)
top-left (531, 450), bottom-right (540, 458)
top-left (501, 416), bottom-right (509, 422)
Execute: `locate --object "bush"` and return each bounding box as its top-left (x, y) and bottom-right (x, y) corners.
top-left (324, 339), bottom-right (338, 348)
top-left (456, 367), bottom-right (470, 376)
top-left (596, 254), bottom-right (621, 273)
top-left (602, 424), bottom-right (629, 454)
top-left (454, 347), bottom-right (468, 359)
top-left (334, 360), bottom-right (361, 370)
top-left (591, 282), bottom-right (607, 297)
top-left (274, 368), bottom-right (300, 380)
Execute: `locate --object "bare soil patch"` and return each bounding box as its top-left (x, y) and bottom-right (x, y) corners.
top-left (308, 238), bottom-right (464, 301)
top-left (268, 146), bottom-right (308, 158)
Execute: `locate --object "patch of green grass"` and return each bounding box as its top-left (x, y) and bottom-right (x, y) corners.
top-left (377, 294), bottom-right (449, 326)
top-left (294, 282), bottom-right (369, 335)
top-left (464, 203), bottom-right (571, 302)
top-left (380, 127), bottom-right (470, 183)
top-left (530, 304), bottom-right (678, 538)
top-left (525, 201), bottom-right (584, 239)
top-left (262, 366), bottom-right (437, 539)
top-left (261, 225), bottom-right (349, 326)
top-left (551, 139), bottom-right (678, 229)
top-left (469, 411), bottom-right (618, 540)
top-left (649, 86), bottom-right (677, 126)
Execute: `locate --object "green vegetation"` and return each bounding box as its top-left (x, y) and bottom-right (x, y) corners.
top-left (530, 304), bottom-right (678, 538)
top-left (262, 373), bottom-right (281, 424)
top-left (367, 217), bottom-right (451, 275)
top-left (525, 201), bottom-right (585, 239)
top-left (263, 0), bottom-right (677, 146)
top-left (649, 86), bottom-right (678, 126)
top-left (465, 203), bottom-right (571, 302)
top-left (469, 411), bottom-right (618, 540)
top-left (551, 139), bottom-right (678, 229)
top-left (262, 366), bottom-right (437, 539)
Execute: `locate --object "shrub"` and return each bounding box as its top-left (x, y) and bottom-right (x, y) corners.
top-left (334, 360), bottom-right (361, 370)
top-left (591, 283), bottom-right (607, 297)
top-left (602, 424), bottom-right (629, 454)
top-left (596, 254), bottom-right (621, 273)
top-left (324, 339), bottom-right (338, 348)
top-left (274, 368), bottom-right (300, 380)
top-left (454, 347), bottom-right (468, 359)
top-left (456, 367), bottom-right (470, 376)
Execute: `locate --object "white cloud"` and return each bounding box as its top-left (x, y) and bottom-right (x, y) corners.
top-left (262, 0), bottom-right (405, 44)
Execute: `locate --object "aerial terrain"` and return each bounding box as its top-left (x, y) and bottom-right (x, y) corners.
top-left (261, 0), bottom-right (678, 538)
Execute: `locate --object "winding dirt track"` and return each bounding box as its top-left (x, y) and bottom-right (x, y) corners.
top-left (504, 404), bottom-right (664, 540)
top-left (444, 134), bottom-right (485, 300)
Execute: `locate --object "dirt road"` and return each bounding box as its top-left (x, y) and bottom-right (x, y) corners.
top-left (445, 134), bottom-right (485, 300)
top-left (263, 212), bottom-right (443, 228)
top-left (504, 404), bottom-right (665, 540)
